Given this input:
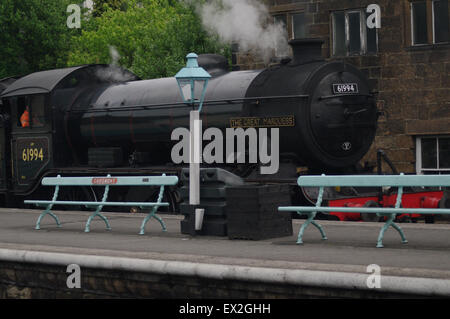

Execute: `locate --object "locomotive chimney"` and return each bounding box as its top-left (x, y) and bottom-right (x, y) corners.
top-left (289, 38), bottom-right (324, 65)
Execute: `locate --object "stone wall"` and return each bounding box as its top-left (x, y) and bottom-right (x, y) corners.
top-left (234, 0), bottom-right (450, 173)
top-left (0, 261), bottom-right (420, 299)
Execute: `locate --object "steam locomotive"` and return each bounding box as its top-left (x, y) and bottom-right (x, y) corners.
top-left (0, 39), bottom-right (379, 210)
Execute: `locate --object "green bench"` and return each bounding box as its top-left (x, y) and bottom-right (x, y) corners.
top-left (25, 174), bottom-right (178, 235)
top-left (279, 173), bottom-right (450, 248)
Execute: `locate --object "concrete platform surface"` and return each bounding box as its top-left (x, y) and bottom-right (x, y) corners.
top-left (0, 208), bottom-right (449, 280)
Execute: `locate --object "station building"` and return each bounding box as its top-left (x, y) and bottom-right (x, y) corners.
top-left (232, 0), bottom-right (450, 174)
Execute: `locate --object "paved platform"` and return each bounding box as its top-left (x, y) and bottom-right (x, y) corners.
top-left (0, 207), bottom-right (449, 281)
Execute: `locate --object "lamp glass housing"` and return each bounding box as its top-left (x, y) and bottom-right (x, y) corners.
top-left (175, 53), bottom-right (211, 111)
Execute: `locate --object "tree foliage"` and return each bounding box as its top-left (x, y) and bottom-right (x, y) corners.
top-left (0, 0), bottom-right (79, 78)
top-left (68, 0), bottom-right (229, 79)
top-left (0, 0), bottom-right (229, 80)
top-left (93, 0), bottom-right (126, 17)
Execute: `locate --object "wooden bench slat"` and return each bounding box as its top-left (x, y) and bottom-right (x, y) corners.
top-left (41, 176), bottom-right (179, 186)
top-left (279, 206), bottom-right (450, 215)
top-left (298, 174), bottom-right (450, 187)
top-left (25, 200), bottom-right (170, 207)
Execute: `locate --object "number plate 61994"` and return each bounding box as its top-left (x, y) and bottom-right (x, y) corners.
top-left (333, 83), bottom-right (359, 94)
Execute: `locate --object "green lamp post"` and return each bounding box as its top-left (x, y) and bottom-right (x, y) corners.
top-left (175, 53), bottom-right (211, 113)
top-left (175, 53), bottom-right (211, 231)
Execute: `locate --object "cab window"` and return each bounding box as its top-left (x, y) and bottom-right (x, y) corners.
top-left (17, 95), bottom-right (45, 128)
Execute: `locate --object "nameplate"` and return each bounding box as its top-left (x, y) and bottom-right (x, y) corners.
top-left (92, 178), bottom-right (118, 185)
top-left (230, 115), bottom-right (295, 128)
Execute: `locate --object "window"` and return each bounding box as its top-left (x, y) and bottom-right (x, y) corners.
top-left (416, 136), bottom-right (450, 174)
top-left (292, 12), bottom-right (307, 39)
top-left (332, 9), bottom-right (378, 56)
top-left (16, 95), bottom-right (45, 128)
top-left (30, 95), bottom-right (45, 127)
top-left (273, 14), bottom-right (287, 30)
top-left (410, 0), bottom-right (449, 45)
top-left (433, 0), bottom-right (450, 43)
top-left (273, 12), bottom-right (308, 40)
top-left (16, 96), bottom-right (28, 127)
top-left (333, 12), bottom-right (346, 56)
top-left (412, 2), bottom-right (428, 45)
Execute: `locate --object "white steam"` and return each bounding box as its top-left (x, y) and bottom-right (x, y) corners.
top-left (190, 0), bottom-right (289, 63)
top-left (109, 45), bottom-right (121, 66)
top-left (95, 45), bottom-right (136, 82)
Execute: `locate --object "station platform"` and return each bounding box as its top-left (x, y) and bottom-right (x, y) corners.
top-left (0, 207), bottom-right (449, 298)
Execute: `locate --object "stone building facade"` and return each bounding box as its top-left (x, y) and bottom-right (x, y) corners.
top-left (233, 0), bottom-right (450, 174)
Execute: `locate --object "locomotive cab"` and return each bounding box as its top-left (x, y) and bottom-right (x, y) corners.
top-left (0, 92), bottom-right (53, 194)
top-left (0, 65), bottom-right (139, 197)
top-left (0, 77), bottom-right (19, 195)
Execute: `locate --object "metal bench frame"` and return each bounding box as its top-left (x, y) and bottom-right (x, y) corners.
top-left (279, 173), bottom-right (450, 248)
top-left (25, 174), bottom-right (178, 235)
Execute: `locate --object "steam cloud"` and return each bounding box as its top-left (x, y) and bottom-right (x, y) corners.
top-left (109, 45), bottom-right (121, 66)
top-left (95, 45), bottom-right (136, 82)
top-left (188, 0), bottom-right (289, 63)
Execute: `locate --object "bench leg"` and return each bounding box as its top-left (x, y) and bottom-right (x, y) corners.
top-left (139, 207), bottom-right (167, 235)
top-left (376, 214), bottom-right (408, 248)
top-left (311, 220), bottom-right (328, 241)
top-left (35, 206), bottom-right (61, 230)
top-left (391, 222), bottom-right (408, 245)
top-left (153, 214), bottom-right (167, 232)
top-left (296, 212), bottom-right (327, 244)
top-left (85, 207), bottom-right (111, 233)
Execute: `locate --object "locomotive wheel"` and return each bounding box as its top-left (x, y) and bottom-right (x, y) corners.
top-left (361, 200), bottom-right (381, 222)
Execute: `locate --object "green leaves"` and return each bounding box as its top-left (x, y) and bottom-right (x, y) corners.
top-left (0, 0), bottom-right (229, 80)
top-left (0, 0), bottom-right (77, 78)
top-left (69, 0), bottom-right (230, 79)
top-left (93, 0), bottom-right (126, 17)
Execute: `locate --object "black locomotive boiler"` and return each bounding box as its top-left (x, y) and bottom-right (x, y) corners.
top-left (0, 39), bottom-right (378, 208)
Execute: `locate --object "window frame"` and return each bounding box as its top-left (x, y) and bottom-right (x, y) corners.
top-left (432, 0), bottom-right (438, 43)
top-left (415, 136), bottom-right (450, 174)
top-left (272, 10), bottom-right (308, 41)
top-left (432, 0), bottom-right (450, 43)
top-left (10, 94), bottom-right (49, 131)
top-left (408, 0), bottom-right (450, 46)
top-left (291, 11), bottom-right (307, 40)
top-left (411, 1), bottom-right (429, 45)
top-left (331, 9), bottom-right (378, 57)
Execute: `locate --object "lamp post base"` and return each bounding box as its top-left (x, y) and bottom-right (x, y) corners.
top-left (195, 208), bottom-right (205, 231)
top-left (180, 205), bottom-right (205, 236)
